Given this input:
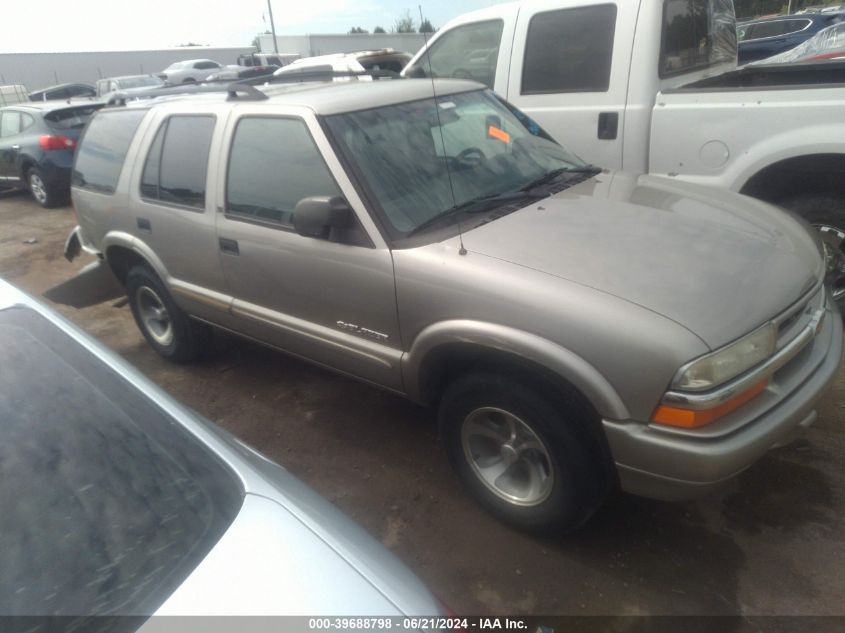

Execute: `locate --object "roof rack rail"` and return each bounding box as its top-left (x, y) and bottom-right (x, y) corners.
top-left (239, 69), bottom-right (401, 86)
top-left (106, 81), bottom-right (269, 107)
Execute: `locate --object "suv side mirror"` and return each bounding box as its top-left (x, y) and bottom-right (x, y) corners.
top-left (293, 196), bottom-right (354, 241)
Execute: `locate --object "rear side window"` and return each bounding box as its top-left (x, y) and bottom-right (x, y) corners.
top-left (660, 0), bottom-right (737, 77)
top-left (404, 20), bottom-right (504, 89)
top-left (521, 5), bottom-right (617, 94)
top-left (72, 110), bottom-right (145, 194)
top-left (0, 111), bottom-right (21, 137)
top-left (141, 115), bottom-right (215, 209)
top-left (225, 117), bottom-right (341, 228)
top-left (747, 19), bottom-right (809, 40)
top-left (20, 113), bottom-right (35, 132)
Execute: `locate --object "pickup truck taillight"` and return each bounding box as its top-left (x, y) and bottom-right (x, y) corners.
top-left (39, 135), bottom-right (77, 151)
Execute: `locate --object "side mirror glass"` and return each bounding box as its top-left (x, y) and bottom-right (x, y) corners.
top-left (293, 196), bottom-right (354, 240)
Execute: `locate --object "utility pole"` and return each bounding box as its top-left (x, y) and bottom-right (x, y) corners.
top-left (267, 0), bottom-right (279, 53)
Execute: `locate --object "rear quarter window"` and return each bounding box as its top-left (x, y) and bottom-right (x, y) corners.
top-left (72, 109), bottom-right (146, 194)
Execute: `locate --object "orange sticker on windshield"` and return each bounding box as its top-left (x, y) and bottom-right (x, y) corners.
top-left (487, 125), bottom-right (511, 144)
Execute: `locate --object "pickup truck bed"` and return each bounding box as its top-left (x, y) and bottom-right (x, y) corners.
top-left (676, 60), bottom-right (845, 90)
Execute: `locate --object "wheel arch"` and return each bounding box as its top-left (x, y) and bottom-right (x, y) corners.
top-left (403, 320), bottom-right (629, 421)
top-left (102, 233), bottom-right (170, 287)
top-left (740, 153), bottom-right (845, 204)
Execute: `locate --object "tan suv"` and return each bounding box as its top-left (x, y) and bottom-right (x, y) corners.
top-left (57, 77), bottom-right (842, 532)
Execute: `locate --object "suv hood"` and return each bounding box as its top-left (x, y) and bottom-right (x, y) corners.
top-left (462, 171), bottom-right (823, 349)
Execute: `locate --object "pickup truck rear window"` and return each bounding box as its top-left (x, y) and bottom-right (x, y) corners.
top-left (660, 0), bottom-right (737, 78)
top-left (522, 4), bottom-right (617, 94)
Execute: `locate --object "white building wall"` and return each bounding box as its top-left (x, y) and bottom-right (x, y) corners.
top-left (0, 47), bottom-right (254, 92)
top-left (258, 33), bottom-right (426, 58)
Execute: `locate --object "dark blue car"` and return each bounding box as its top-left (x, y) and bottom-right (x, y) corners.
top-left (738, 12), bottom-right (845, 64)
top-left (0, 102), bottom-right (102, 207)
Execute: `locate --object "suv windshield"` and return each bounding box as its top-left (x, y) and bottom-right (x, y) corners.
top-left (324, 89), bottom-right (587, 238)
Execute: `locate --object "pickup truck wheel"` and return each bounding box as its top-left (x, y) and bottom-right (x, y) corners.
top-left (781, 193), bottom-right (845, 304)
top-left (439, 372), bottom-right (609, 533)
top-left (126, 265), bottom-right (211, 362)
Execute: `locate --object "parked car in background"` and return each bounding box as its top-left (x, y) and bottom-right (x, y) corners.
top-left (95, 74), bottom-right (165, 100)
top-left (755, 21), bottom-right (845, 63)
top-left (158, 59), bottom-right (223, 84)
top-left (28, 83), bottom-right (96, 101)
top-left (273, 49), bottom-right (411, 78)
top-left (0, 278), bottom-right (442, 618)
top-left (238, 52), bottom-right (299, 68)
top-left (55, 79), bottom-right (842, 532)
top-left (206, 65), bottom-right (279, 82)
top-left (0, 101), bottom-right (101, 207)
top-left (405, 0), bottom-right (845, 304)
top-left (737, 11), bottom-right (845, 63)
top-left (0, 84), bottom-right (27, 106)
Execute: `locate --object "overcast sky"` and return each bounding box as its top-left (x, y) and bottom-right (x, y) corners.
top-left (0, 0), bottom-right (503, 53)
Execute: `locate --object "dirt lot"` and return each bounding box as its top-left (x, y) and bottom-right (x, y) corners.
top-left (2, 190), bottom-right (845, 617)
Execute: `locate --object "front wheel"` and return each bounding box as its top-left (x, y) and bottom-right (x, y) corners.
top-left (126, 264), bottom-right (211, 362)
top-left (439, 372), bottom-right (611, 533)
top-left (780, 193), bottom-right (845, 305)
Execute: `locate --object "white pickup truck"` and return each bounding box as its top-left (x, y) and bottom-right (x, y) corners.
top-left (405, 0), bottom-right (845, 295)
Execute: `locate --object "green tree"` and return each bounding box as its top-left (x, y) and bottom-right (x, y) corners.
top-left (349, 26), bottom-right (369, 34)
top-left (374, 26), bottom-right (386, 33)
top-left (418, 18), bottom-right (435, 33)
top-left (393, 10), bottom-right (416, 33)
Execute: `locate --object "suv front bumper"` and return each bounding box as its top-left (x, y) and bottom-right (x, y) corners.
top-left (603, 291), bottom-right (843, 501)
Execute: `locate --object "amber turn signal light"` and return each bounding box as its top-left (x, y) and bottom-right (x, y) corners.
top-left (651, 378), bottom-right (769, 429)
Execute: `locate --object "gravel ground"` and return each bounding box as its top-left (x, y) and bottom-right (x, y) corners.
top-left (2, 189), bottom-right (844, 617)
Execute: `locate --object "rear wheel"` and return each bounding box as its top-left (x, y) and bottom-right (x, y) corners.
top-left (439, 372), bottom-right (611, 533)
top-left (27, 167), bottom-right (62, 208)
top-left (126, 264), bottom-right (211, 362)
top-left (780, 193), bottom-right (845, 305)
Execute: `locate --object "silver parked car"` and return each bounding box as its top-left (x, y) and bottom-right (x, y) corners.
top-left (0, 277), bottom-right (441, 617)
top-left (57, 78), bottom-right (843, 532)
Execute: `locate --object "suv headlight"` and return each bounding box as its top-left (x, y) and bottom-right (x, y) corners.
top-left (652, 323), bottom-right (777, 429)
top-left (673, 322), bottom-right (776, 391)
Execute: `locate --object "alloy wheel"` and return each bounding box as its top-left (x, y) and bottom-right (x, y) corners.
top-left (136, 286), bottom-right (174, 346)
top-left (461, 407), bottom-right (555, 506)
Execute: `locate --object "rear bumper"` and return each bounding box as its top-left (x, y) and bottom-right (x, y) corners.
top-left (603, 292), bottom-right (843, 501)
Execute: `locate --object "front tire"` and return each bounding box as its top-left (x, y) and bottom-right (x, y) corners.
top-left (126, 265), bottom-right (211, 362)
top-left (780, 192), bottom-right (845, 305)
top-left (439, 372), bottom-right (611, 533)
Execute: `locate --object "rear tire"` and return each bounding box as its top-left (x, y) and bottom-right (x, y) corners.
top-left (27, 167), bottom-right (62, 208)
top-left (126, 264), bottom-right (211, 362)
top-left (439, 372), bottom-right (611, 533)
top-left (780, 192), bottom-right (845, 305)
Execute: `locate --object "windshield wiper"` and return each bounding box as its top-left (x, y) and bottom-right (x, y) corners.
top-left (405, 190), bottom-right (545, 238)
top-left (519, 165), bottom-right (601, 192)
